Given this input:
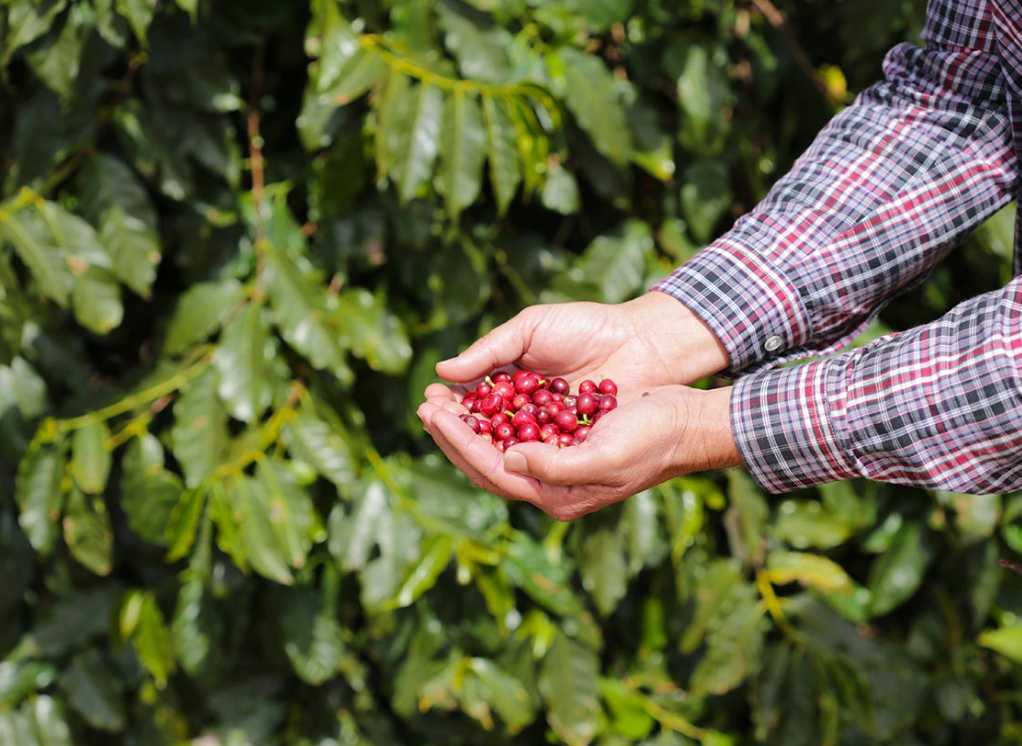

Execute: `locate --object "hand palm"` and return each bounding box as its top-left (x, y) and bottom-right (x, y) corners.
top-left (504, 303), bottom-right (680, 401)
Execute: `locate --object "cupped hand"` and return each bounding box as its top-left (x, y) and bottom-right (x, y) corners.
top-left (433, 293), bottom-right (730, 403)
top-left (416, 384), bottom-right (740, 521)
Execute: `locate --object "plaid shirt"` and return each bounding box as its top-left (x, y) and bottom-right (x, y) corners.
top-left (654, 0), bottom-right (1022, 493)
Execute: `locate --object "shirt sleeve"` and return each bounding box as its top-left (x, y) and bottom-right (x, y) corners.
top-left (653, 36), bottom-right (1017, 375)
top-left (731, 274), bottom-right (1022, 494)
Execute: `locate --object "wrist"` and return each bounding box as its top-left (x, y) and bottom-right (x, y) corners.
top-left (625, 292), bottom-right (730, 383)
top-left (669, 385), bottom-right (742, 475)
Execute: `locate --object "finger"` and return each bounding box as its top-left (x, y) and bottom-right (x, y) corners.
top-left (503, 441), bottom-right (619, 487)
top-left (429, 410), bottom-right (549, 504)
top-left (436, 310), bottom-right (536, 383)
top-left (424, 383), bottom-right (460, 401)
top-left (441, 400), bottom-right (467, 415)
top-left (417, 400), bottom-right (443, 426)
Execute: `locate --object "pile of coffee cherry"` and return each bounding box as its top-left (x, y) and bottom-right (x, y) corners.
top-left (459, 369), bottom-right (618, 451)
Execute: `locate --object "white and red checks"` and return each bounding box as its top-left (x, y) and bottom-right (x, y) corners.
top-left (654, 0), bottom-right (1022, 493)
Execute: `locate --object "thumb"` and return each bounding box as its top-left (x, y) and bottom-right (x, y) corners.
top-left (437, 310), bottom-right (536, 383)
top-left (503, 442), bottom-right (605, 486)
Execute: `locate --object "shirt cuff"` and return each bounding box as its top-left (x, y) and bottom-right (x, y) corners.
top-left (730, 356), bottom-right (860, 493)
top-left (651, 241), bottom-right (813, 373)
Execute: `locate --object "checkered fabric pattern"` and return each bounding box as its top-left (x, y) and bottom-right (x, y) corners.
top-left (654, 0), bottom-right (1022, 493)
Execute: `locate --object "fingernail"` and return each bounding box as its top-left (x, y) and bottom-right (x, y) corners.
top-left (504, 451), bottom-right (527, 473)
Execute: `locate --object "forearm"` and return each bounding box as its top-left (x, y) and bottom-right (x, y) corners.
top-left (733, 276), bottom-right (1022, 494)
top-left (654, 39), bottom-right (1016, 375)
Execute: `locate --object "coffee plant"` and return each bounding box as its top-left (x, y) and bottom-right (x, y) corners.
top-left (2, 0), bottom-right (1022, 744)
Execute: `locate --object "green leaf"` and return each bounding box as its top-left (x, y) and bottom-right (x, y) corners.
top-left (579, 528), bottom-right (627, 616)
top-left (978, 625), bottom-right (1022, 665)
top-left (681, 159), bottom-right (732, 243)
top-left (867, 522), bottom-right (932, 616)
top-left (375, 71), bottom-right (413, 177)
top-left (26, 7), bottom-right (87, 98)
top-left (62, 487), bottom-right (113, 576)
top-left (305, 0), bottom-right (360, 91)
top-left (264, 248), bottom-right (353, 384)
top-left (165, 487), bottom-right (206, 561)
top-left (31, 695), bottom-right (73, 746)
top-left (772, 499), bottom-right (852, 550)
top-left (15, 444), bottom-right (66, 556)
top-left (60, 652), bottom-right (125, 732)
top-left (672, 42), bottom-right (732, 155)
top-left (172, 576), bottom-right (219, 676)
top-left (621, 490), bottom-right (666, 576)
top-left (541, 164), bottom-right (581, 215)
top-left (174, 0), bottom-right (198, 21)
top-left (559, 48), bottom-right (633, 165)
top-left (71, 420), bottom-right (111, 494)
top-left (937, 491), bottom-right (1001, 545)
top-left (93, 0), bottom-right (129, 48)
top-left (767, 551), bottom-right (853, 593)
top-left (0, 661), bottom-right (58, 707)
top-left (566, 0), bottom-right (634, 31)
top-left (0, 203), bottom-right (75, 307)
top-left (435, 90), bottom-right (487, 217)
top-left (231, 473), bottom-right (296, 583)
top-left (280, 587), bottom-right (347, 685)
top-left (2, 0), bottom-right (69, 66)
top-left (283, 409), bottom-right (355, 488)
top-left (504, 533), bottom-right (585, 618)
top-left (256, 459), bottom-right (321, 567)
top-left (598, 678), bottom-right (655, 740)
top-left (392, 534), bottom-right (454, 609)
top-left (81, 154), bottom-right (162, 298)
top-left (164, 278), bottom-right (244, 355)
top-left (213, 302), bottom-right (276, 423)
top-left (393, 84), bottom-right (444, 203)
top-left (171, 368), bottom-right (228, 488)
top-left (72, 266), bottom-right (124, 334)
top-left (465, 658), bottom-right (536, 733)
top-left (230, 461), bottom-right (320, 584)
top-left (120, 434), bottom-right (183, 545)
top-left (575, 220), bottom-right (651, 304)
top-left (688, 581), bottom-right (765, 697)
top-left (767, 550), bottom-right (872, 623)
top-left (0, 357), bottom-right (47, 421)
top-left (539, 633), bottom-right (600, 746)
top-left (328, 481), bottom-right (388, 572)
top-left (30, 585), bottom-right (125, 656)
top-left (336, 288), bottom-right (412, 373)
top-left (481, 93), bottom-right (521, 215)
top-left (438, 6), bottom-right (511, 83)
top-left (120, 590), bottom-right (175, 686)
top-left (115, 0), bottom-right (156, 44)
top-left (317, 48), bottom-right (386, 105)
top-left (681, 558), bottom-right (742, 653)
top-left (727, 470), bottom-right (768, 566)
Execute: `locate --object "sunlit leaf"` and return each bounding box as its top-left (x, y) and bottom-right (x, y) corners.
top-left (213, 302), bottom-right (276, 423)
top-left (71, 420), bottom-right (111, 495)
top-left (63, 487), bottom-right (113, 576)
top-left (435, 90), bottom-right (487, 217)
top-left (539, 633), bottom-right (599, 746)
top-left (15, 444), bottom-right (66, 556)
top-left (559, 47), bottom-right (632, 164)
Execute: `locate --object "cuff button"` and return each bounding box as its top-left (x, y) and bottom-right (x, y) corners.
top-left (764, 335), bottom-right (782, 352)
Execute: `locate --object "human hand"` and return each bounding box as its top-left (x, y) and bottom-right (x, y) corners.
top-left (433, 292), bottom-right (730, 401)
top-left (417, 384), bottom-right (740, 521)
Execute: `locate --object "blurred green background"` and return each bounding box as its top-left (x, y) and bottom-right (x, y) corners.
top-left (3, 0), bottom-right (1022, 744)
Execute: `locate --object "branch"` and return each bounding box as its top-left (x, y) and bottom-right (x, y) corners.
top-left (748, 0), bottom-right (839, 104)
